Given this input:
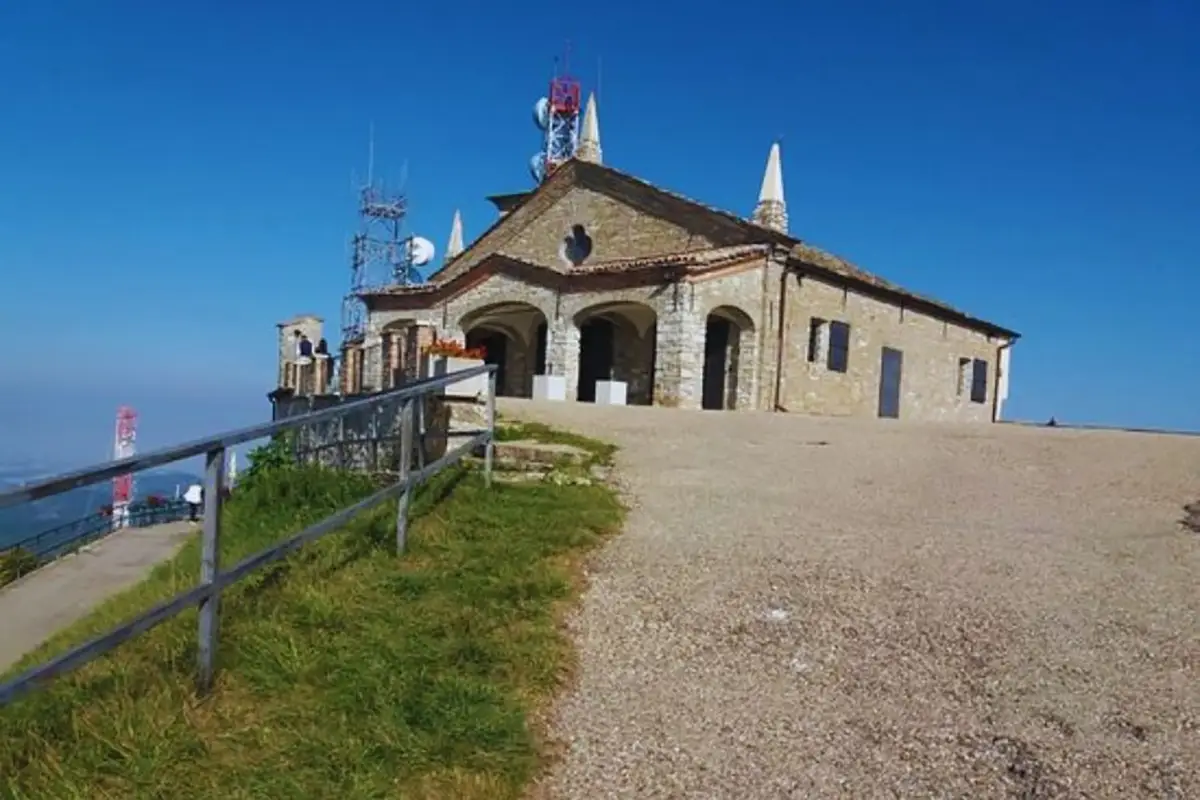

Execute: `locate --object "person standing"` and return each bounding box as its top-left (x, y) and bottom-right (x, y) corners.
top-left (183, 483), bottom-right (203, 522)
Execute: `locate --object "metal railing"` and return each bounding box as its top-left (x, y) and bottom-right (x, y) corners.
top-left (7, 501), bottom-right (193, 563)
top-left (0, 364), bottom-right (498, 707)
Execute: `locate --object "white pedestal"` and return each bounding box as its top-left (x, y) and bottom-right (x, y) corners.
top-left (426, 356), bottom-right (487, 399)
top-left (532, 374), bottom-right (567, 402)
top-left (594, 380), bottom-right (628, 406)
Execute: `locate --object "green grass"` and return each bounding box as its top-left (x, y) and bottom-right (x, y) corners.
top-left (494, 420), bottom-right (617, 465)
top-left (0, 427), bottom-right (623, 799)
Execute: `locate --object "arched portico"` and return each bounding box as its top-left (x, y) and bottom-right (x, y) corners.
top-left (573, 301), bottom-right (657, 404)
top-left (701, 305), bottom-right (756, 410)
top-left (459, 302), bottom-right (548, 397)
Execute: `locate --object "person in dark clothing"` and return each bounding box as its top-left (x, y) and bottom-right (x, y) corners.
top-left (315, 338), bottom-right (329, 356)
top-left (298, 335), bottom-right (314, 359)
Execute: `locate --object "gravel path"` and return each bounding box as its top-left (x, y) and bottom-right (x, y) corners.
top-left (498, 400), bottom-right (1200, 800)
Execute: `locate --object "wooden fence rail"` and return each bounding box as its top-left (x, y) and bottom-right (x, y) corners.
top-left (0, 365), bottom-right (498, 707)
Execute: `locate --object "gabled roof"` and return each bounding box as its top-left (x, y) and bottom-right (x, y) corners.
top-left (424, 158), bottom-right (1018, 339)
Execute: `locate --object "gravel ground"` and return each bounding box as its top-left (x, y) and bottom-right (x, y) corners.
top-left (498, 400), bottom-right (1200, 800)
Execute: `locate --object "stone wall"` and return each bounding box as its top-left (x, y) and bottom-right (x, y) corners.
top-left (778, 272), bottom-right (1006, 422)
top-left (355, 186), bottom-right (1010, 422)
top-left (501, 186), bottom-right (716, 269)
top-left (271, 392), bottom-right (451, 473)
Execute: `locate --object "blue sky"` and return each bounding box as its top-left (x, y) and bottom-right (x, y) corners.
top-left (1, 0), bottom-right (1197, 467)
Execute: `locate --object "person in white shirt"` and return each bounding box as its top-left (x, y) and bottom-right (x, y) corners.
top-left (183, 483), bottom-right (203, 522)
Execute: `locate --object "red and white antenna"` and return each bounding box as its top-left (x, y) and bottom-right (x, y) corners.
top-left (112, 406), bottom-right (138, 529)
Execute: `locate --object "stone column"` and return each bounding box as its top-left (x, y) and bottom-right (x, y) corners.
top-left (314, 354), bottom-right (330, 395)
top-left (384, 330), bottom-right (403, 389)
top-left (548, 318), bottom-right (581, 401)
top-left (654, 304), bottom-right (704, 410)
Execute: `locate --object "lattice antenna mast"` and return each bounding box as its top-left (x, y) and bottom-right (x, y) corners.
top-left (340, 128), bottom-right (413, 343)
top-left (528, 43), bottom-right (582, 184)
top-left (111, 406), bottom-right (137, 530)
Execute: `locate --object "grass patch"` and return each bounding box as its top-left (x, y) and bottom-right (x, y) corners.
top-left (0, 428), bottom-right (623, 799)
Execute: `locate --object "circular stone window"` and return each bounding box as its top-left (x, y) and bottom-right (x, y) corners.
top-left (560, 224), bottom-right (594, 266)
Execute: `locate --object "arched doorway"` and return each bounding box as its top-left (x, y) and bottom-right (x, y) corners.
top-left (459, 302), bottom-right (548, 398)
top-left (574, 302), bottom-right (657, 404)
top-left (701, 306), bottom-right (755, 410)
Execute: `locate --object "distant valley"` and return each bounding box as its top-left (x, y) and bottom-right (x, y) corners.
top-left (0, 468), bottom-right (200, 549)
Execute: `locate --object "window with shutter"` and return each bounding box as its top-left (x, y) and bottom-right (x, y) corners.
top-left (827, 321), bottom-right (851, 373)
top-left (970, 358), bottom-right (988, 403)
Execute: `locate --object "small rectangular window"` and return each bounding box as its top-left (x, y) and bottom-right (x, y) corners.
top-left (970, 358), bottom-right (988, 403)
top-left (827, 321), bottom-right (851, 373)
top-left (957, 357), bottom-right (971, 396)
top-left (807, 318), bottom-right (827, 363)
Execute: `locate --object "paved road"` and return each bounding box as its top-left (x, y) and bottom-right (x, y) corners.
top-left (498, 400), bottom-right (1200, 799)
top-left (0, 521), bottom-right (196, 673)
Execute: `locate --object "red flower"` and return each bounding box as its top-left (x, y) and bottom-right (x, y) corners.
top-left (423, 339), bottom-right (486, 360)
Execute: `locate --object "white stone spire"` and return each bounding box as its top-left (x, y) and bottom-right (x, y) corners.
top-left (752, 141), bottom-right (788, 233)
top-left (577, 92), bottom-right (602, 164)
top-left (445, 209), bottom-right (464, 260)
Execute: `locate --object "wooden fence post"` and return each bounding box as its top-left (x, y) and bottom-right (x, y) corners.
top-left (196, 446), bottom-right (226, 695)
top-left (395, 398), bottom-right (414, 554)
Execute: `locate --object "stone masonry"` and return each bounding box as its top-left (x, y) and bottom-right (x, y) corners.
top-left (284, 134), bottom-right (1017, 423)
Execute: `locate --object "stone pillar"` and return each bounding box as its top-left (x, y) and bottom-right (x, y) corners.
top-left (409, 324), bottom-right (436, 383)
top-left (314, 354), bottom-right (330, 395)
top-left (361, 336), bottom-right (383, 392)
top-left (340, 343), bottom-right (364, 395)
top-left (548, 319), bottom-right (581, 401)
top-left (654, 304), bottom-right (703, 409)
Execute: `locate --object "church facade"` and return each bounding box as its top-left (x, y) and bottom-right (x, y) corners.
top-left (304, 94), bottom-right (1018, 422)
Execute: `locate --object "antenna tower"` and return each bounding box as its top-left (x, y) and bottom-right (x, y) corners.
top-left (112, 406), bottom-right (137, 530)
top-left (340, 130), bottom-right (416, 343)
top-left (529, 44), bottom-right (582, 183)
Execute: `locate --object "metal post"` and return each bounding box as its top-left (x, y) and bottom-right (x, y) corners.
top-left (414, 397), bottom-right (426, 471)
top-left (196, 446), bottom-right (226, 695)
top-left (371, 403), bottom-right (380, 473)
top-left (337, 413), bottom-right (346, 471)
top-left (484, 367), bottom-right (497, 488)
top-left (395, 398), bottom-right (414, 554)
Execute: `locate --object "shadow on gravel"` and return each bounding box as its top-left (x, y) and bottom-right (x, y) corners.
top-left (1183, 501), bottom-right (1200, 533)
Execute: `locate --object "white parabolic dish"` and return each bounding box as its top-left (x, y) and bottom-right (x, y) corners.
top-left (407, 236), bottom-right (435, 266)
top-left (533, 97), bottom-right (550, 130)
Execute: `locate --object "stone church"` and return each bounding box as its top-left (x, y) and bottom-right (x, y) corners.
top-left (282, 93), bottom-right (1018, 423)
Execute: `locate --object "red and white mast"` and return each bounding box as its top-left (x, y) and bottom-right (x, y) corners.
top-left (112, 406), bottom-right (137, 528)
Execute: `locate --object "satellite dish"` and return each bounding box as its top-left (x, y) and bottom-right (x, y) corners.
top-left (533, 97), bottom-right (550, 130)
top-left (529, 153), bottom-right (545, 182)
top-left (407, 236), bottom-right (435, 267)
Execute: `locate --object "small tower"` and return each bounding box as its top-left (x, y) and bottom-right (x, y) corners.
top-left (445, 209), bottom-right (464, 261)
top-left (577, 92), bottom-right (602, 164)
top-left (752, 141), bottom-right (788, 234)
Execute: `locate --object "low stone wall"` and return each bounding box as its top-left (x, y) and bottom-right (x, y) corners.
top-left (270, 392), bottom-right (460, 474)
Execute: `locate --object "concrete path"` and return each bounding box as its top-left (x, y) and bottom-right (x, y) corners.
top-left (498, 399), bottom-right (1200, 799)
top-left (0, 521), bottom-right (196, 673)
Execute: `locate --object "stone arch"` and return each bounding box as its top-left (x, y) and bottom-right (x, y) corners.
top-left (701, 304), bottom-right (757, 410)
top-left (458, 301), bottom-right (548, 398)
top-left (573, 300), bottom-right (658, 405)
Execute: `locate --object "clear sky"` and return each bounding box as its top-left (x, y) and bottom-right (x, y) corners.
top-left (1, 0), bottom-right (1197, 467)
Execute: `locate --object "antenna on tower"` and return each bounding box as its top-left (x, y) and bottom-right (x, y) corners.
top-left (528, 42), bottom-right (582, 184)
top-left (367, 122), bottom-right (376, 187)
top-left (339, 129), bottom-right (436, 343)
